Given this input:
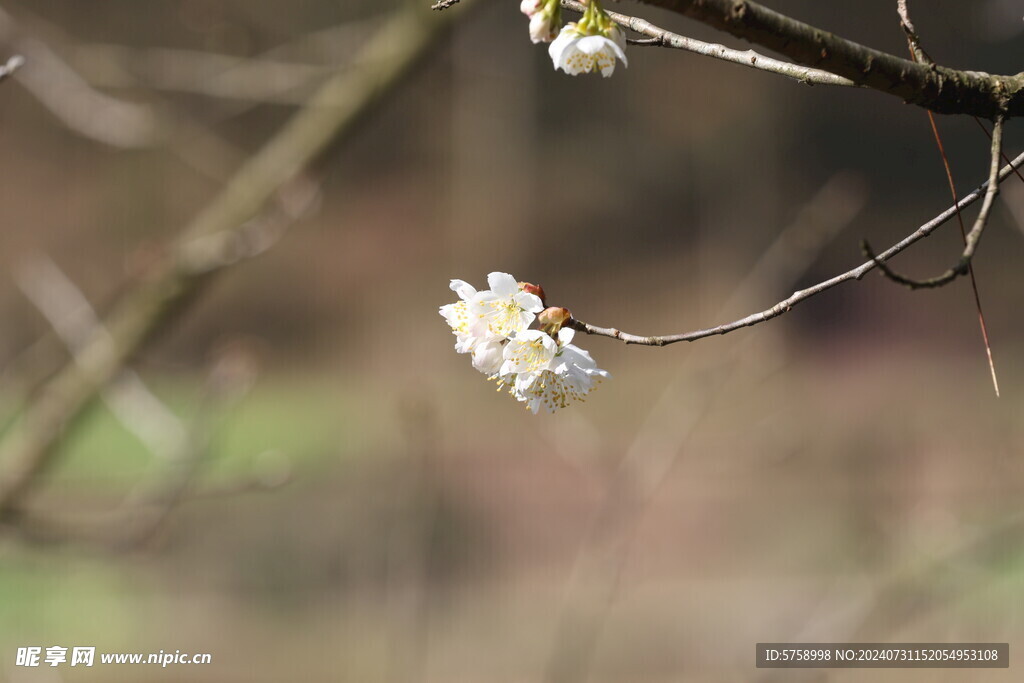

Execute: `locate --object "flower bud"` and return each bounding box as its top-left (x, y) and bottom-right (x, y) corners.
top-left (518, 281), bottom-right (546, 305)
top-left (520, 0), bottom-right (543, 16)
top-left (538, 306), bottom-right (571, 335)
top-left (529, 11), bottom-right (559, 43)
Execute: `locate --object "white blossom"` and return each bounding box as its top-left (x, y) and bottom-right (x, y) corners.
top-left (441, 273), bottom-right (545, 377)
top-left (501, 328), bottom-right (609, 413)
top-left (468, 272), bottom-right (544, 341)
top-left (549, 23), bottom-right (627, 77)
top-left (499, 328), bottom-right (561, 381)
top-left (442, 274), bottom-right (609, 412)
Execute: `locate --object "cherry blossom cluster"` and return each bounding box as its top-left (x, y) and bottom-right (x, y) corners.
top-left (521, 0), bottom-right (627, 77)
top-left (440, 272), bottom-right (609, 413)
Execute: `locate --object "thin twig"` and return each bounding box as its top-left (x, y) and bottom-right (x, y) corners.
top-left (896, 0), bottom-right (931, 65)
top-left (975, 118), bottom-right (1024, 186)
top-left (862, 115), bottom-right (1004, 290)
top-left (895, 2), bottom-right (999, 396)
top-left (569, 144), bottom-right (1024, 346)
top-left (561, 0), bottom-right (855, 87)
top-left (431, 0), bottom-right (461, 9)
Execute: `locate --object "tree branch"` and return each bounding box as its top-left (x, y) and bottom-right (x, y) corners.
top-left (862, 115), bottom-right (1004, 289)
top-left (569, 146), bottom-right (1024, 346)
top-left (0, 2), bottom-right (472, 514)
top-left (897, 0), bottom-right (931, 65)
top-left (631, 0), bottom-right (1022, 117)
top-left (560, 0), bottom-right (854, 87)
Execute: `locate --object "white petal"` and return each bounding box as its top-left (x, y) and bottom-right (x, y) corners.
top-left (548, 28), bottom-right (577, 70)
top-left (449, 279), bottom-right (477, 301)
top-left (557, 327), bottom-right (575, 346)
top-left (454, 335), bottom-right (475, 354)
top-left (487, 272), bottom-right (519, 297)
top-left (609, 26), bottom-right (627, 52)
top-left (609, 39), bottom-right (628, 66)
top-left (574, 35), bottom-right (604, 55)
top-left (559, 343), bottom-right (594, 369)
top-left (571, 35), bottom-right (625, 76)
top-left (514, 291), bottom-right (544, 313)
top-left (471, 340), bottom-right (504, 375)
top-left (516, 309), bottom-right (538, 334)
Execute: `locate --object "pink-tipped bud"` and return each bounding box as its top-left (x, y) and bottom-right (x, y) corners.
top-left (519, 281), bottom-right (546, 305)
top-left (538, 306), bottom-right (571, 335)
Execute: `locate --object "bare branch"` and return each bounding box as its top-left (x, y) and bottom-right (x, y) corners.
top-left (561, 0), bottom-right (854, 87)
top-left (862, 115), bottom-right (1004, 289)
top-left (896, 0), bottom-right (931, 65)
top-left (569, 145), bottom-right (1024, 346)
top-left (632, 0), bottom-right (1023, 118)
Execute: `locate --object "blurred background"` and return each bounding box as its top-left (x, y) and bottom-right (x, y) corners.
top-left (1, 0), bottom-right (1024, 681)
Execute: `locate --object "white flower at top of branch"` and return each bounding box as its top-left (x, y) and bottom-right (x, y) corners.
top-left (549, 0), bottom-right (627, 77)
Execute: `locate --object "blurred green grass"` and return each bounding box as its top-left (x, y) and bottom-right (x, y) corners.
top-left (38, 376), bottom-right (379, 491)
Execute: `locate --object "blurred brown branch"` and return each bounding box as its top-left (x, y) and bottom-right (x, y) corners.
top-left (64, 14), bottom-right (387, 105)
top-left (0, 1), bottom-right (472, 516)
top-left (0, 6), bottom-right (161, 147)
